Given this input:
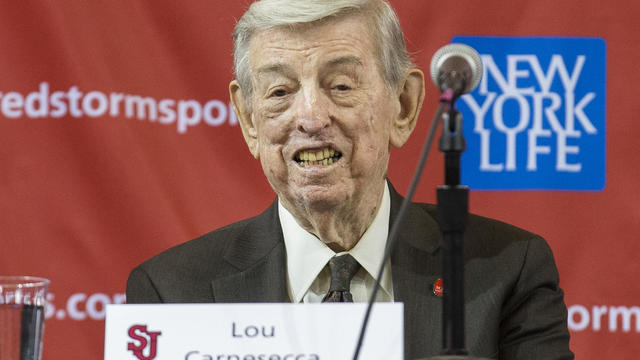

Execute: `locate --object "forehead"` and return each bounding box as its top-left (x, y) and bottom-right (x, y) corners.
top-left (248, 16), bottom-right (378, 74)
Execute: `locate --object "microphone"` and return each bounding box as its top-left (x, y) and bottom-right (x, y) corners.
top-left (429, 43), bottom-right (483, 97)
top-left (354, 43), bottom-right (484, 360)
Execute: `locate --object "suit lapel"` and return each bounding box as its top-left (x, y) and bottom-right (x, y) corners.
top-left (388, 184), bottom-right (444, 358)
top-left (211, 200), bottom-right (289, 303)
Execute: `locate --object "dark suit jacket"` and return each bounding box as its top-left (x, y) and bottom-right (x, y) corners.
top-left (127, 186), bottom-right (573, 360)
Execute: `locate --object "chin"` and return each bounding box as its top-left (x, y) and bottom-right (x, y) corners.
top-left (294, 185), bottom-right (349, 212)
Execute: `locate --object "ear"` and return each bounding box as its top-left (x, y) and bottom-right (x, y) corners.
top-left (229, 80), bottom-right (260, 159)
top-left (390, 69), bottom-right (425, 148)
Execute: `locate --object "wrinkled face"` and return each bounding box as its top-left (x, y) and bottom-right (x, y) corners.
top-left (246, 16), bottom-right (399, 213)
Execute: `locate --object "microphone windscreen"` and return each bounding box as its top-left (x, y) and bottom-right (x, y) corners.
top-left (430, 43), bottom-right (483, 95)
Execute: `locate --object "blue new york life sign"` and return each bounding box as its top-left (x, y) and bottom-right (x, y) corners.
top-left (452, 36), bottom-right (606, 190)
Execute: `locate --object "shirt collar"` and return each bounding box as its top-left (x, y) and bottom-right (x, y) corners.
top-left (279, 182), bottom-right (392, 303)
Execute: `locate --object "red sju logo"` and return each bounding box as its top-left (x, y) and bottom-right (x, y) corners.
top-left (127, 324), bottom-right (162, 360)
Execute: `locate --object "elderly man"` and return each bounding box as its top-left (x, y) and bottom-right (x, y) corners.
top-left (127, 0), bottom-right (573, 359)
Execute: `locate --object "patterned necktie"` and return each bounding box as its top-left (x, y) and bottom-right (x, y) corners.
top-left (322, 254), bottom-right (361, 302)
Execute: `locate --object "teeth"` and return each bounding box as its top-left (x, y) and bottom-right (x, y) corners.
top-left (295, 147), bottom-right (342, 166)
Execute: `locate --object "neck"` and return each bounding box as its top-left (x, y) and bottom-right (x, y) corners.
top-left (282, 182), bottom-right (386, 251)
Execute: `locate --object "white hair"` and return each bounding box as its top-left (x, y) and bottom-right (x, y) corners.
top-left (232, 0), bottom-right (414, 107)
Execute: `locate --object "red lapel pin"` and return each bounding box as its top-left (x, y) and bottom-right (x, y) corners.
top-left (433, 278), bottom-right (443, 297)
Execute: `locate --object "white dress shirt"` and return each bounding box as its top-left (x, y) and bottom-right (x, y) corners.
top-left (279, 182), bottom-right (394, 303)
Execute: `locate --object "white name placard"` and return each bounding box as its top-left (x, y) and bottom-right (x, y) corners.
top-left (104, 303), bottom-right (403, 360)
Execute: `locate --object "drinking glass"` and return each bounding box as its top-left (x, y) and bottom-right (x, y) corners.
top-left (0, 276), bottom-right (49, 360)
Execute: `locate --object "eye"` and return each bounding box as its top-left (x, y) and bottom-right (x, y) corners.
top-left (270, 88), bottom-right (288, 97)
top-left (333, 84), bottom-right (351, 91)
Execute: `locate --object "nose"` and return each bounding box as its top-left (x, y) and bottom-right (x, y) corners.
top-left (294, 86), bottom-right (331, 134)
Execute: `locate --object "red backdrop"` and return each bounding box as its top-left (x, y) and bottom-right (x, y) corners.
top-left (1, 1), bottom-right (639, 358)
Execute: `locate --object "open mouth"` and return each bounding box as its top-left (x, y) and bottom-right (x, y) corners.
top-left (295, 147), bottom-right (342, 167)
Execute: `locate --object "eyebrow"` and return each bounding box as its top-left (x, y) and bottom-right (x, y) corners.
top-left (324, 56), bottom-right (364, 69)
top-left (254, 56), bottom-right (364, 78)
top-left (256, 63), bottom-right (293, 77)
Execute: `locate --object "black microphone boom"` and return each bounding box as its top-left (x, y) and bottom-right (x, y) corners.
top-left (420, 43), bottom-right (491, 360)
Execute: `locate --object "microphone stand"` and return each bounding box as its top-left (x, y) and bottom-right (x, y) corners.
top-left (420, 91), bottom-right (490, 360)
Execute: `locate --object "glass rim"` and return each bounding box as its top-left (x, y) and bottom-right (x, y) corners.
top-left (0, 276), bottom-right (50, 288)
